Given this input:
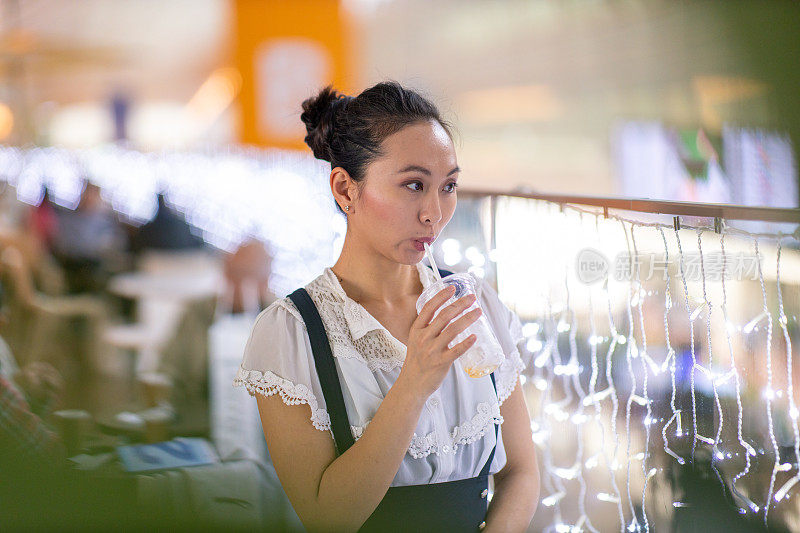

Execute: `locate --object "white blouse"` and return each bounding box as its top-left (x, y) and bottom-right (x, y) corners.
top-left (234, 261), bottom-right (527, 487)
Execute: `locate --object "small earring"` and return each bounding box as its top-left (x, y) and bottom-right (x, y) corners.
top-left (345, 205), bottom-right (351, 212)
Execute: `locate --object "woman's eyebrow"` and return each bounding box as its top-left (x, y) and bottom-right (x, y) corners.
top-left (397, 165), bottom-right (461, 176)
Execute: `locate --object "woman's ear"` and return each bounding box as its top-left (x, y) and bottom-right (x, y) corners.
top-left (330, 167), bottom-right (358, 212)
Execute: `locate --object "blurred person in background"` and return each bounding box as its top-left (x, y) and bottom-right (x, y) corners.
top-left (223, 237), bottom-right (275, 314)
top-left (130, 192), bottom-right (205, 253)
top-left (1, 222), bottom-right (64, 298)
top-left (0, 188), bottom-right (66, 297)
top-left (0, 275), bottom-right (66, 516)
top-left (0, 270), bottom-right (64, 463)
top-left (51, 181), bottom-right (126, 294)
top-left (235, 82), bottom-right (539, 532)
top-left (0, 321), bottom-right (66, 472)
top-left (27, 186), bottom-right (59, 253)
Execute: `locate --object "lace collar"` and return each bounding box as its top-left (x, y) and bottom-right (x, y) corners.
top-left (318, 262), bottom-right (439, 341)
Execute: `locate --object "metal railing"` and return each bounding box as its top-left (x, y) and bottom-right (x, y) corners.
top-left (461, 187), bottom-right (800, 223)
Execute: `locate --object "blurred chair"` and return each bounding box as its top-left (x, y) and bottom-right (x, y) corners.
top-left (102, 322), bottom-right (163, 380)
top-left (156, 295), bottom-right (218, 408)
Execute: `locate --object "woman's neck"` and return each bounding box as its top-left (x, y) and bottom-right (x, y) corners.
top-left (331, 233), bottom-right (422, 306)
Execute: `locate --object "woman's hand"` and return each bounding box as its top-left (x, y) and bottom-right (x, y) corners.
top-left (398, 285), bottom-right (482, 399)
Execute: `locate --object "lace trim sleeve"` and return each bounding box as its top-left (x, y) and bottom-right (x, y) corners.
top-left (234, 365), bottom-right (333, 435)
top-left (495, 347), bottom-right (525, 404)
top-left (495, 303), bottom-right (527, 404)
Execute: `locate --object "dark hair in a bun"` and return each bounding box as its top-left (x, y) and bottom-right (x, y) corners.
top-left (301, 81), bottom-right (453, 213)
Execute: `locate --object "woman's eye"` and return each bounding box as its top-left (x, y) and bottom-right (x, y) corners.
top-left (404, 181), bottom-right (457, 192)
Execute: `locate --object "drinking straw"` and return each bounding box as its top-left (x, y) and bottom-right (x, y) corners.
top-left (424, 243), bottom-right (443, 282)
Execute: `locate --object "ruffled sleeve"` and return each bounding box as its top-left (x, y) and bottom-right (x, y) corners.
top-left (233, 298), bottom-right (332, 435)
top-left (474, 276), bottom-right (527, 404)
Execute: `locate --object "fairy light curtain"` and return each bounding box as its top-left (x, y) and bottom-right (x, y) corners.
top-left (496, 197), bottom-right (800, 532)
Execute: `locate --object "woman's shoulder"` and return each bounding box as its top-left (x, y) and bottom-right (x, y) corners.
top-left (239, 289), bottom-right (317, 384)
top-left (251, 296), bottom-right (303, 332)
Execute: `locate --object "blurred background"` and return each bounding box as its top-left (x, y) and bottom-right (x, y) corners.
top-left (0, 1), bottom-right (799, 531)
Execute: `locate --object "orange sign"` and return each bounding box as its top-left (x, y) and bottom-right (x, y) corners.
top-left (233, 0), bottom-right (357, 149)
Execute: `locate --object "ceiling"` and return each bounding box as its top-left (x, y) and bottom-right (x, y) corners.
top-left (0, 0), bottom-right (229, 104)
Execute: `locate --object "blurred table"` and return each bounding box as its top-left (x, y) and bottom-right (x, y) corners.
top-left (108, 270), bottom-right (220, 302)
top-left (106, 259), bottom-right (222, 374)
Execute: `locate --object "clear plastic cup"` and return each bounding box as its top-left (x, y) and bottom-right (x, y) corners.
top-left (415, 273), bottom-right (504, 378)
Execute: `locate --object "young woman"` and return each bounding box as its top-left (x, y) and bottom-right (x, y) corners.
top-left (235, 81), bottom-right (539, 532)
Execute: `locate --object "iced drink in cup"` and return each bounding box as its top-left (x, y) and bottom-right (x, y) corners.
top-left (416, 272), bottom-right (504, 378)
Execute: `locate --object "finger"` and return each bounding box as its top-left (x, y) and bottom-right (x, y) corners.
top-left (414, 285), bottom-right (456, 328)
top-left (428, 293), bottom-right (477, 335)
top-left (445, 334), bottom-right (478, 360)
top-left (439, 307), bottom-right (483, 346)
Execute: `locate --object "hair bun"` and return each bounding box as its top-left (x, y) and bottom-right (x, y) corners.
top-left (301, 85), bottom-right (348, 163)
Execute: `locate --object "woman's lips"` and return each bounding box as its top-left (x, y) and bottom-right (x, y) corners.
top-left (412, 238), bottom-right (433, 251)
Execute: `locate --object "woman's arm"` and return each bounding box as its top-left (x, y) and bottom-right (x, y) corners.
top-left (257, 372), bottom-right (426, 531)
top-left (256, 286), bottom-right (481, 531)
top-left (483, 378), bottom-right (540, 532)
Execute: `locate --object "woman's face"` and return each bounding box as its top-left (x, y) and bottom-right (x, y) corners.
top-left (350, 119), bottom-right (459, 265)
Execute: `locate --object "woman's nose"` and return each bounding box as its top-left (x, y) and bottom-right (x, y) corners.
top-left (420, 193), bottom-right (443, 225)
